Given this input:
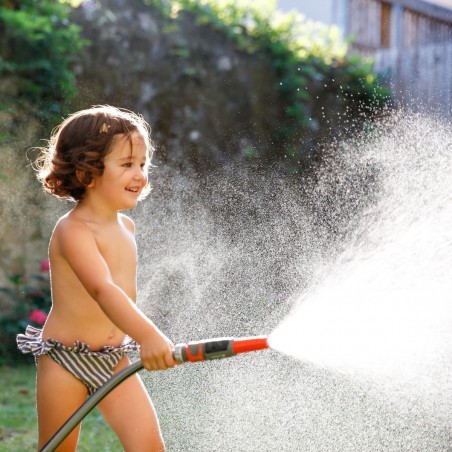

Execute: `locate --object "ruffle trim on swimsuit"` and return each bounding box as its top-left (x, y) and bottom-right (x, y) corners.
top-left (16, 325), bottom-right (140, 360)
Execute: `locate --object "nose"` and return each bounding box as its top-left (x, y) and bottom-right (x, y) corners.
top-left (133, 166), bottom-right (147, 184)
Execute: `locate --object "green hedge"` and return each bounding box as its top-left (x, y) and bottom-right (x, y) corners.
top-left (0, 0), bottom-right (87, 124)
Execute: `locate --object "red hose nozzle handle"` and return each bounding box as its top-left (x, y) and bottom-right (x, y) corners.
top-left (173, 335), bottom-right (269, 363)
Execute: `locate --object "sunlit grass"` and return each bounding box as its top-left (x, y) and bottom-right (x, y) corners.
top-left (0, 365), bottom-right (122, 451)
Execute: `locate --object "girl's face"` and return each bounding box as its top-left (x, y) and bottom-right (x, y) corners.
top-left (87, 131), bottom-right (150, 212)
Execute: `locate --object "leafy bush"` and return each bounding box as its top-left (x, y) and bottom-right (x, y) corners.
top-left (0, 259), bottom-right (51, 365)
top-left (0, 0), bottom-right (87, 124)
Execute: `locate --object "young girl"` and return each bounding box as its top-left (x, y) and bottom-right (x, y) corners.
top-left (17, 105), bottom-right (174, 451)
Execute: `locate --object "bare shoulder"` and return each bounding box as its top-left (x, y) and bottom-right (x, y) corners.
top-left (51, 211), bottom-right (97, 254)
top-left (53, 212), bottom-right (92, 238)
top-left (120, 213), bottom-right (135, 234)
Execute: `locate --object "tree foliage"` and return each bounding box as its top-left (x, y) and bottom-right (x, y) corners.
top-left (0, 0), bottom-right (87, 123)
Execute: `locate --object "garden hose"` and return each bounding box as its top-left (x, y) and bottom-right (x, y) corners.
top-left (39, 335), bottom-right (269, 451)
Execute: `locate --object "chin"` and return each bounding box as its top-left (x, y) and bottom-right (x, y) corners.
top-left (123, 202), bottom-right (138, 210)
top-left (115, 199), bottom-right (138, 211)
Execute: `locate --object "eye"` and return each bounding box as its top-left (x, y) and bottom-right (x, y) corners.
top-left (122, 162), bottom-right (132, 168)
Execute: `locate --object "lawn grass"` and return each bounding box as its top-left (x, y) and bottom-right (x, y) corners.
top-left (0, 365), bottom-right (123, 451)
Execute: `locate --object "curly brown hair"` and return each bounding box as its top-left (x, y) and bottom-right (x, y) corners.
top-left (35, 105), bottom-right (154, 202)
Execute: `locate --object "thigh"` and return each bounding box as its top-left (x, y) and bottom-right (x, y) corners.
top-left (37, 354), bottom-right (88, 451)
top-left (98, 356), bottom-right (165, 452)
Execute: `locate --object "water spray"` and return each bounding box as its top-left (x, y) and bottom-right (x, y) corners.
top-left (40, 335), bottom-right (269, 452)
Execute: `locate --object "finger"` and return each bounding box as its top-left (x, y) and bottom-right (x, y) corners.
top-left (141, 352), bottom-right (159, 371)
top-left (164, 349), bottom-right (176, 368)
top-left (143, 359), bottom-right (157, 371)
top-left (155, 356), bottom-right (168, 371)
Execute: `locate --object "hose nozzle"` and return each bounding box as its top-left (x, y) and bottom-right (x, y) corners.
top-left (173, 335), bottom-right (269, 363)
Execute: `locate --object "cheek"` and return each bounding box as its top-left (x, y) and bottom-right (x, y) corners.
top-left (97, 169), bottom-right (122, 190)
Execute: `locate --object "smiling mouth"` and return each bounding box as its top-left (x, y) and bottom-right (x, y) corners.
top-left (126, 187), bottom-right (139, 193)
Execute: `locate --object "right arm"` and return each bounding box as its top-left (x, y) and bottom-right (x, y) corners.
top-left (56, 220), bottom-right (174, 371)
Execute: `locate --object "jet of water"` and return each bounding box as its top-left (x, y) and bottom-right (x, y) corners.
top-left (270, 111), bottom-right (452, 390)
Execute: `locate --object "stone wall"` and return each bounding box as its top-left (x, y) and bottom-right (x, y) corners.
top-left (69, 0), bottom-right (288, 172)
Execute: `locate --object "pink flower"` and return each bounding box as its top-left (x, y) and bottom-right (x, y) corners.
top-left (40, 259), bottom-right (50, 273)
top-left (29, 309), bottom-right (48, 325)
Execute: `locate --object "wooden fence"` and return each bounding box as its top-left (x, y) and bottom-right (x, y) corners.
top-left (345, 0), bottom-right (452, 117)
top-left (374, 41), bottom-right (452, 117)
top-left (348, 0), bottom-right (452, 52)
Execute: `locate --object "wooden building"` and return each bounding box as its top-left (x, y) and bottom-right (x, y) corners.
top-left (277, 0), bottom-right (452, 115)
top-left (348, 0), bottom-right (452, 55)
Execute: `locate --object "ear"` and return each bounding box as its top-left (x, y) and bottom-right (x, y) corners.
top-left (86, 179), bottom-right (96, 189)
top-left (76, 170), bottom-right (96, 188)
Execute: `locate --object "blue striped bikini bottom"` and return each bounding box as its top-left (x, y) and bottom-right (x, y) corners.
top-left (17, 325), bottom-right (140, 395)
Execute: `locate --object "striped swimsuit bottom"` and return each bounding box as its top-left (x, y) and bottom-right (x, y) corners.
top-left (17, 325), bottom-right (140, 395)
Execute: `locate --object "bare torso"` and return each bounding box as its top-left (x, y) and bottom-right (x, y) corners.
top-left (43, 209), bottom-right (137, 350)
